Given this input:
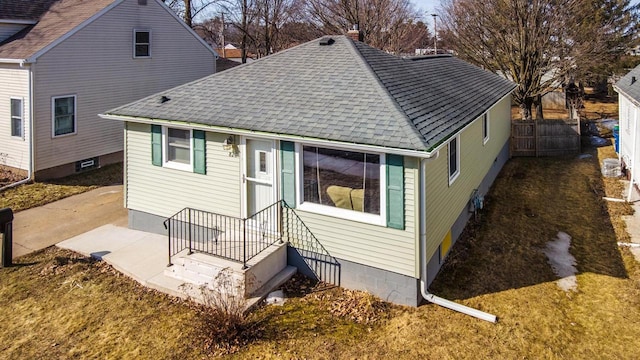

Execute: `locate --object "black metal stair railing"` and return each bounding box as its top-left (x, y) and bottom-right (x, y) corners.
top-left (163, 201), bottom-right (283, 268)
top-left (281, 201), bottom-right (341, 286)
top-left (163, 200), bottom-right (340, 285)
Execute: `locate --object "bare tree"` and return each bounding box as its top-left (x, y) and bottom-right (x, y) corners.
top-left (164, 0), bottom-right (221, 27)
top-left (441, 0), bottom-right (639, 120)
top-left (305, 0), bottom-right (423, 52)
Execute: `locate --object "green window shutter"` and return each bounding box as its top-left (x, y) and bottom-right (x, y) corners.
top-left (386, 154), bottom-right (404, 230)
top-left (280, 141), bottom-right (296, 208)
top-left (193, 130), bottom-right (206, 174)
top-left (151, 125), bottom-right (162, 166)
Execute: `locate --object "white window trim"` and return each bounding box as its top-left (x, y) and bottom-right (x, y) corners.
top-left (133, 29), bottom-right (151, 58)
top-left (448, 135), bottom-right (460, 185)
top-left (293, 142), bottom-right (387, 226)
top-left (51, 95), bottom-right (77, 138)
top-left (482, 112), bottom-right (490, 145)
top-left (162, 126), bottom-right (193, 171)
top-left (10, 97), bottom-right (24, 139)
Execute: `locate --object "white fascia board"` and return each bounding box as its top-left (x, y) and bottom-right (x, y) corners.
top-left (26, 0), bottom-right (125, 63)
top-left (153, 0), bottom-right (219, 58)
top-left (99, 113), bottom-right (436, 159)
top-left (0, 58), bottom-right (28, 64)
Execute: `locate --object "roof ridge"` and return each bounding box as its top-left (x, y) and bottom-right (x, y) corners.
top-left (344, 39), bottom-right (431, 150)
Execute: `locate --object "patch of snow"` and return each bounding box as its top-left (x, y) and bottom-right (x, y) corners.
top-left (543, 232), bottom-right (578, 292)
top-left (599, 119), bottom-right (618, 130)
top-left (589, 135), bottom-right (609, 147)
top-left (578, 154), bottom-right (592, 159)
top-left (265, 290), bottom-right (285, 306)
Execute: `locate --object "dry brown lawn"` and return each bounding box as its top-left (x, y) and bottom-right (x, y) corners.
top-left (0, 163), bottom-right (123, 212)
top-left (2, 146), bottom-right (639, 358)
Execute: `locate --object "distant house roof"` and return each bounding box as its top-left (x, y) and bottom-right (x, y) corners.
top-left (0, 0), bottom-right (59, 21)
top-left (214, 48), bottom-right (256, 60)
top-left (106, 36), bottom-right (515, 152)
top-left (0, 0), bottom-right (217, 62)
top-left (216, 57), bottom-right (240, 72)
top-left (615, 64), bottom-right (640, 104)
top-left (0, 0), bottom-right (117, 61)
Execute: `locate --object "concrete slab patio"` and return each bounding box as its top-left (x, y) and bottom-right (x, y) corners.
top-left (57, 224), bottom-right (296, 307)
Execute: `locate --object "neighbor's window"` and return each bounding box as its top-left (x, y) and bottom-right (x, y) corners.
top-left (52, 95), bottom-right (76, 137)
top-left (165, 127), bottom-right (191, 169)
top-left (10, 98), bottom-right (23, 138)
top-left (134, 30), bottom-right (151, 57)
top-left (448, 136), bottom-right (460, 184)
top-left (482, 113), bottom-right (489, 144)
top-left (302, 146), bottom-right (380, 215)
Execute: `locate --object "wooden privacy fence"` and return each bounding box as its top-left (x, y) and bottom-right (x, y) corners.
top-left (511, 120), bottom-right (581, 157)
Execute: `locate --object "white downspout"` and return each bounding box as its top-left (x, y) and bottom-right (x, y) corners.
top-left (419, 157), bottom-right (498, 323)
top-left (627, 105), bottom-right (638, 202)
top-left (0, 63), bottom-right (34, 192)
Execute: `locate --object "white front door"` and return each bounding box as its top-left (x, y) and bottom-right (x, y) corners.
top-left (244, 138), bottom-right (276, 217)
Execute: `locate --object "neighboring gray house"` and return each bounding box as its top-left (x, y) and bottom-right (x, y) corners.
top-left (102, 35), bottom-right (515, 309)
top-left (0, 0), bottom-right (216, 179)
top-left (614, 65), bottom-right (640, 200)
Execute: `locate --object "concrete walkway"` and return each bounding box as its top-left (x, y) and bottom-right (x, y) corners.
top-left (12, 185), bottom-right (127, 258)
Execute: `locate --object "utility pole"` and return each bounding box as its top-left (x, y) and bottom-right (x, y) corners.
top-left (431, 13), bottom-right (438, 54)
top-left (220, 12), bottom-right (226, 59)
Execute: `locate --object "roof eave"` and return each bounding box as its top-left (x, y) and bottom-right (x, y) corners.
top-left (100, 113), bottom-right (438, 159)
top-left (0, 58), bottom-right (30, 65)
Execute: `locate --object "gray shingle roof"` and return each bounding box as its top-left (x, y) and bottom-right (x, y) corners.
top-left (0, 0), bottom-right (59, 21)
top-left (107, 35), bottom-right (516, 152)
top-left (615, 64), bottom-right (640, 103)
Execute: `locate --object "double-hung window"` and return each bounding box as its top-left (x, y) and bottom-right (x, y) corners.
top-left (448, 135), bottom-right (460, 184)
top-left (134, 29), bottom-right (151, 58)
top-left (10, 98), bottom-right (23, 138)
top-left (52, 95), bottom-right (76, 137)
top-left (151, 125), bottom-right (206, 174)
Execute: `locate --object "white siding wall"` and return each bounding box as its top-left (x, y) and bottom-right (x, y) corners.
top-left (0, 23), bottom-right (27, 42)
top-left (126, 122), bottom-right (241, 218)
top-left (619, 96), bottom-right (636, 167)
top-left (293, 158), bottom-right (419, 278)
top-left (33, 0), bottom-right (215, 171)
top-left (0, 64), bottom-right (30, 169)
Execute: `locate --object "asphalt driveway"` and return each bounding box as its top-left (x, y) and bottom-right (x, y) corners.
top-left (10, 185), bottom-right (127, 258)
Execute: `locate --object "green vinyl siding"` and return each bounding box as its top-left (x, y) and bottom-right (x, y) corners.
top-left (424, 96), bottom-right (512, 260)
top-left (126, 122), bottom-right (240, 218)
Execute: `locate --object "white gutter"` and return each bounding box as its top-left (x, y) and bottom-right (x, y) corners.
top-left (0, 65), bottom-right (34, 191)
top-left (628, 105), bottom-right (638, 202)
top-left (419, 157), bottom-right (498, 323)
top-left (0, 58), bottom-right (28, 65)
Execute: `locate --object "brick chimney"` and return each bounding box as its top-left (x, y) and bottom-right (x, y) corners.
top-left (347, 24), bottom-right (363, 42)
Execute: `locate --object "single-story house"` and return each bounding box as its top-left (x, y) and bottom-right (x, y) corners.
top-left (101, 34), bottom-right (516, 306)
top-left (0, 0), bottom-right (216, 180)
top-left (614, 65), bottom-right (640, 200)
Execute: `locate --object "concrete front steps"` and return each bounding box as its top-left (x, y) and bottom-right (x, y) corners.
top-left (158, 241), bottom-right (296, 309)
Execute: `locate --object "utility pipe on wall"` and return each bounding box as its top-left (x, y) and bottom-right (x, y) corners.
top-left (419, 157), bottom-right (498, 323)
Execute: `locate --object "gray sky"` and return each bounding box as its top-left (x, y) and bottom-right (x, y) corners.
top-left (411, 0), bottom-right (640, 26)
